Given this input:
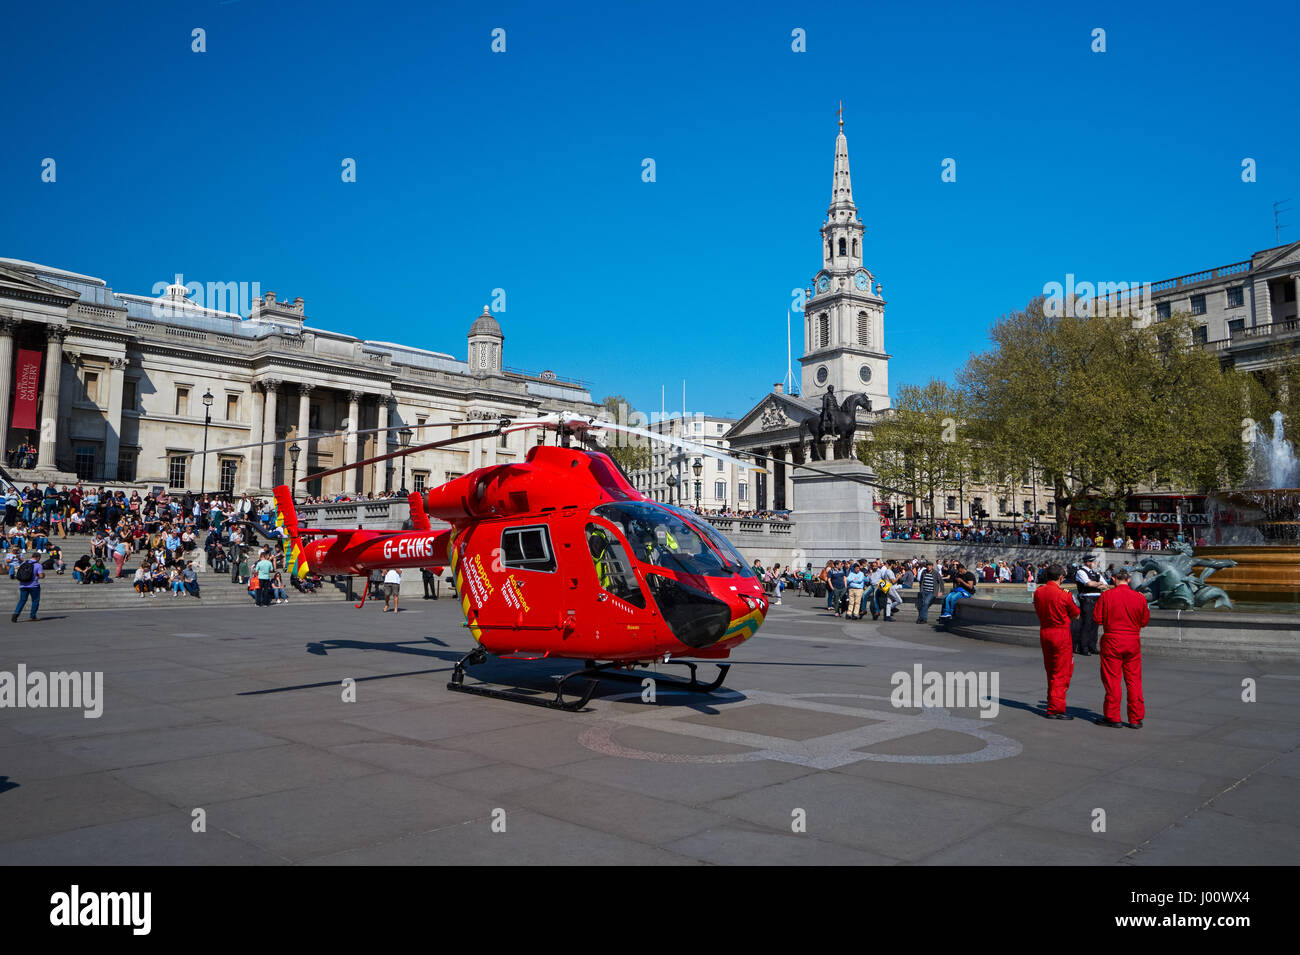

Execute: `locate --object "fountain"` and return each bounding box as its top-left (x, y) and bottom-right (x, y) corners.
top-left (1195, 412), bottom-right (1300, 604)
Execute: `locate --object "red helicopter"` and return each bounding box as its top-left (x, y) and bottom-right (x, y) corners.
top-left (212, 411), bottom-right (895, 710)
top-left (214, 413), bottom-right (771, 709)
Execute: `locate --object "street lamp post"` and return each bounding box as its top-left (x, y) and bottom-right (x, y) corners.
top-left (398, 427), bottom-right (414, 493)
top-left (288, 443), bottom-right (301, 503)
top-left (692, 457), bottom-right (703, 512)
top-left (666, 472), bottom-right (678, 507)
top-left (200, 389), bottom-right (214, 494)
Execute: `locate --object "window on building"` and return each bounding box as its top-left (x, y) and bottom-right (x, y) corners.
top-left (852, 238), bottom-right (858, 257)
top-left (716, 458), bottom-right (724, 471)
top-left (738, 482), bottom-right (747, 500)
top-left (220, 458), bottom-right (238, 494)
top-left (1227, 286), bottom-right (1245, 308)
top-left (716, 423), bottom-right (724, 433)
top-left (818, 313), bottom-right (829, 348)
top-left (1023, 500), bottom-right (1032, 517)
top-left (501, 524), bottom-right (557, 573)
top-left (715, 481), bottom-right (725, 499)
top-left (309, 405), bottom-right (320, 430)
top-left (1191, 294), bottom-right (1206, 315)
top-left (117, 449), bottom-right (137, 483)
top-left (946, 495), bottom-right (956, 511)
top-left (1194, 325), bottom-right (1208, 345)
top-left (1229, 318), bottom-right (1245, 336)
top-left (169, 454), bottom-right (187, 489)
top-left (226, 394), bottom-right (239, 420)
top-left (413, 472), bottom-right (428, 493)
top-left (122, 380), bottom-right (136, 412)
top-left (75, 446), bottom-right (97, 481)
top-left (175, 387), bottom-right (190, 416)
top-left (838, 238), bottom-right (846, 256)
top-left (857, 311), bottom-right (870, 347)
top-left (1156, 302), bottom-right (1171, 320)
top-left (1047, 501), bottom-right (1055, 516)
top-left (998, 498), bottom-right (1007, 515)
top-left (84, 371), bottom-right (99, 403)
top-left (499, 431), bottom-right (510, 449)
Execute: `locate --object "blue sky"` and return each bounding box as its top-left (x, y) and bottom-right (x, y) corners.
top-left (4, 0), bottom-right (1297, 419)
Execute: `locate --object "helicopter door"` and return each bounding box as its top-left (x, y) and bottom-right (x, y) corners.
top-left (584, 522), bottom-right (646, 610)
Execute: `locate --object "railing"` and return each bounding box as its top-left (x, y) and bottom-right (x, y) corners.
top-left (1235, 319), bottom-right (1300, 340)
top-left (704, 516), bottom-right (794, 537)
top-left (1151, 260), bottom-right (1251, 293)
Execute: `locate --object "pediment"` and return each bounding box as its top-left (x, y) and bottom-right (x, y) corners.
top-left (0, 265), bottom-right (82, 305)
top-left (1253, 240), bottom-right (1300, 273)
top-left (725, 392), bottom-right (817, 442)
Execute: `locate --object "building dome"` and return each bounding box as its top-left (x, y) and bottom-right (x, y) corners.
top-left (469, 305), bottom-right (503, 339)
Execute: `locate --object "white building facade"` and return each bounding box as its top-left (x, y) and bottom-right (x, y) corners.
top-left (0, 258), bottom-right (600, 495)
top-left (629, 413), bottom-right (753, 513)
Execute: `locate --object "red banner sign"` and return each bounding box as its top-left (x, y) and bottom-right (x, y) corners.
top-left (11, 349), bottom-right (42, 431)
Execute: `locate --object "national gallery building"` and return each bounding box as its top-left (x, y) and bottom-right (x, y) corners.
top-left (0, 258), bottom-right (600, 496)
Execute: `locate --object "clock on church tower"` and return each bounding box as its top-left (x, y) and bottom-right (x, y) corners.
top-left (799, 112), bottom-right (890, 411)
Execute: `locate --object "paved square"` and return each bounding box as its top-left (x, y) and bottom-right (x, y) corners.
top-left (1, 594), bottom-right (1297, 865)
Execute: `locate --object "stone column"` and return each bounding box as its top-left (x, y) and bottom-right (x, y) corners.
top-left (249, 385), bottom-right (264, 490)
top-left (1293, 275), bottom-right (1300, 322)
top-left (0, 317), bottom-right (17, 457)
top-left (104, 357), bottom-right (126, 480)
top-left (784, 445), bottom-right (796, 512)
top-left (37, 325), bottom-right (66, 470)
top-left (345, 390), bottom-right (361, 494)
top-left (296, 383), bottom-right (313, 490)
top-left (1253, 276), bottom-right (1273, 328)
top-left (260, 379), bottom-right (280, 489)
top-left (375, 398), bottom-right (390, 493)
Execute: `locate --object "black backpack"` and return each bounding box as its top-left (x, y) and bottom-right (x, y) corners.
top-left (16, 560), bottom-right (35, 584)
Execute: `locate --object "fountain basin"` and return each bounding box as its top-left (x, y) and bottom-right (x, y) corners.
top-left (1193, 545), bottom-right (1300, 603)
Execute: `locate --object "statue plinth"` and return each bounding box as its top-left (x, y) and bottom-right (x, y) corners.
top-left (792, 458), bottom-right (881, 565)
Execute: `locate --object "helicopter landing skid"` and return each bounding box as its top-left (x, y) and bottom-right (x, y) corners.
top-left (446, 648), bottom-right (599, 712)
top-left (583, 660), bottom-right (732, 694)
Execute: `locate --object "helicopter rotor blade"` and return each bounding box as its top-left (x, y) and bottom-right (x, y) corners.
top-left (164, 419), bottom-right (466, 461)
top-left (578, 417), bottom-right (766, 473)
top-left (299, 428), bottom-right (505, 485)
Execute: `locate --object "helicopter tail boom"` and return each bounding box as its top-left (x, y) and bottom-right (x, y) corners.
top-left (272, 485), bottom-right (311, 579)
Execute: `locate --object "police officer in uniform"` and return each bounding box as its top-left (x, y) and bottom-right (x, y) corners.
top-left (1074, 555), bottom-right (1109, 655)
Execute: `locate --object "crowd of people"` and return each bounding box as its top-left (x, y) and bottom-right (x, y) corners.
top-left (694, 508), bottom-right (791, 521)
top-left (6, 442), bottom-right (38, 470)
top-left (2, 480), bottom-right (330, 616)
top-left (756, 552), bottom-right (1156, 628)
top-left (880, 519), bottom-right (1204, 551)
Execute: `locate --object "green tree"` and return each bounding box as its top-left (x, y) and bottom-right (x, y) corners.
top-left (959, 298), bottom-right (1248, 537)
top-left (599, 395), bottom-right (652, 475)
top-left (856, 379), bottom-right (971, 522)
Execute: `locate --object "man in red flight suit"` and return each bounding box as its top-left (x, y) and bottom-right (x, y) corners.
top-left (1092, 567), bottom-right (1151, 728)
top-left (1032, 563), bottom-right (1080, 719)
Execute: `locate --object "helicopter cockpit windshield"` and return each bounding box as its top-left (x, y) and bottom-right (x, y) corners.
top-left (591, 502), bottom-right (734, 579)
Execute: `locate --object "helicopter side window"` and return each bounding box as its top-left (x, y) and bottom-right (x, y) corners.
top-left (585, 523), bottom-right (646, 608)
top-left (500, 525), bottom-right (556, 573)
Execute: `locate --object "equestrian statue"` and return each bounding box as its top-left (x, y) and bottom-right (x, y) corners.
top-left (800, 385), bottom-right (872, 460)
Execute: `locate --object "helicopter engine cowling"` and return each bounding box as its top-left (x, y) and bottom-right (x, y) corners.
top-left (424, 445), bottom-right (639, 524)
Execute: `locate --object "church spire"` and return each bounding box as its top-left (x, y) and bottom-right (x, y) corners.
top-left (829, 106), bottom-right (856, 220)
